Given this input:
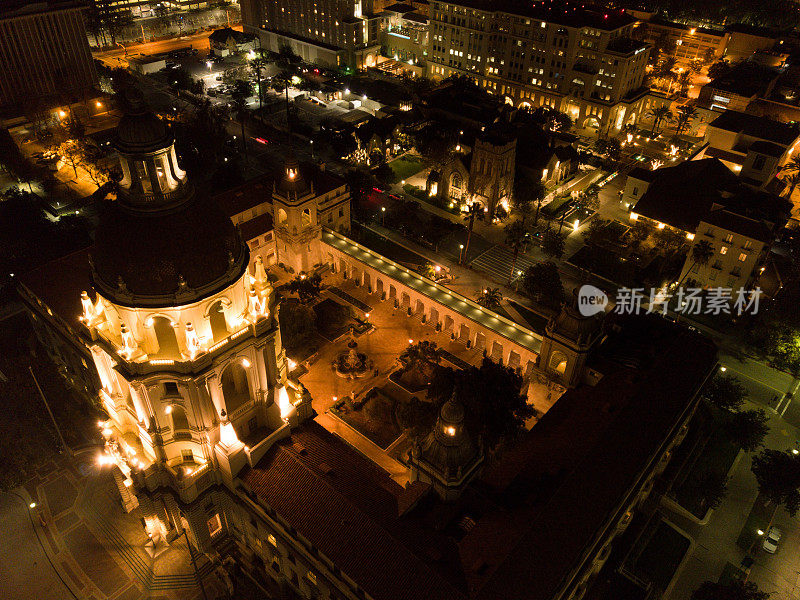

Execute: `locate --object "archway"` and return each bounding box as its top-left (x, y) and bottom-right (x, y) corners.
top-left (302, 208), bottom-right (312, 226)
top-left (504, 96), bottom-right (514, 106)
top-left (519, 101), bottom-right (532, 110)
top-left (208, 300), bottom-right (229, 342)
top-left (459, 324), bottom-right (470, 344)
top-left (277, 208), bottom-right (288, 225)
top-left (221, 362), bottom-right (252, 415)
top-left (548, 351), bottom-right (568, 375)
top-left (153, 317), bottom-right (180, 359)
top-left (626, 112), bottom-right (637, 125)
top-left (490, 341), bottom-right (504, 362)
top-left (583, 116), bottom-right (600, 130)
top-left (170, 404), bottom-right (191, 437)
top-left (449, 172), bottom-right (463, 200)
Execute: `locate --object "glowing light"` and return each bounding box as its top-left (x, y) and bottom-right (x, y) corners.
top-left (408, 339), bottom-right (413, 344)
top-left (288, 358), bottom-right (297, 369)
top-left (686, 233), bottom-right (695, 240)
top-left (241, 358), bottom-right (251, 368)
top-left (219, 420), bottom-right (241, 447)
top-left (165, 405), bottom-right (172, 414)
top-left (720, 366), bottom-right (727, 372)
top-left (96, 101), bottom-right (102, 108)
top-left (657, 222), bottom-right (665, 230)
top-left (445, 426), bottom-right (456, 436)
top-left (58, 110), bottom-right (66, 118)
top-left (630, 212), bottom-right (639, 221)
top-left (573, 219), bottom-right (580, 230)
top-left (278, 386), bottom-right (293, 418)
top-left (757, 529), bottom-right (764, 536)
top-left (102, 427), bottom-right (113, 437)
top-left (29, 502), bottom-right (36, 509)
top-left (145, 317), bottom-right (154, 327)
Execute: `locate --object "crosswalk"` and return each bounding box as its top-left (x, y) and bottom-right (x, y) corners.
top-left (470, 245), bottom-right (540, 285)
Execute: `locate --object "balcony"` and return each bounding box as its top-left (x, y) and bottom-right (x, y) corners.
top-left (243, 423), bottom-right (291, 467)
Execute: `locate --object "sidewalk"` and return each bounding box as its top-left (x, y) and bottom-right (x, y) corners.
top-left (12, 450), bottom-right (225, 600)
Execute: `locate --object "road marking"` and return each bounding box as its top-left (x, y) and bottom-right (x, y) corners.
top-left (778, 379), bottom-right (800, 417)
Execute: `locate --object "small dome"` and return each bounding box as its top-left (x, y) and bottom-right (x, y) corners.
top-left (114, 88), bottom-right (172, 154)
top-left (440, 398), bottom-right (465, 424)
top-left (275, 156), bottom-right (311, 199)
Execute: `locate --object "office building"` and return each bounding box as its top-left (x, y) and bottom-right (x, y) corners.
top-left (0, 1), bottom-right (98, 114)
top-left (240, 0), bottom-right (382, 68)
top-left (426, 1), bottom-right (650, 134)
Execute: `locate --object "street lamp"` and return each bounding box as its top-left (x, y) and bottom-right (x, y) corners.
top-left (381, 206), bottom-right (386, 226)
top-left (459, 244), bottom-right (465, 264)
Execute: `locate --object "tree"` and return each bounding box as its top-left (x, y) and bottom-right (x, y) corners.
top-left (784, 173), bottom-right (800, 199)
top-left (726, 409), bottom-right (769, 452)
top-left (648, 105), bottom-right (674, 136)
top-left (461, 201), bottom-right (482, 265)
top-left (170, 67), bottom-right (195, 91)
top-left (676, 70), bottom-right (692, 96)
top-left (399, 341), bottom-right (443, 384)
top-left (286, 273), bottom-right (322, 303)
top-left (594, 137), bottom-right (621, 161)
top-left (396, 397), bottom-right (437, 440)
top-left (751, 449), bottom-right (800, 516)
top-left (702, 373), bottom-right (747, 412)
top-left (522, 261), bottom-right (564, 310)
top-left (511, 173), bottom-right (546, 226)
top-left (692, 580), bottom-right (770, 600)
top-left (230, 80), bottom-right (252, 160)
top-left (53, 139), bottom-right (86, 178)
top-left (249, 55), bottom-right (268, 110)
top-left (541, 227), bottom-right (565, 259)
top-left (278, 300), bottom-right (316, 349)
top-left (269, 44), bottom-right (302, 130)
top-left (674, 105), bottom-right (698, 137)
top-left (583, 218), bottom-right (614, 247)
top-left (427, 357), bottom-right (534, 450)
top-left (707, 60), bottom-right (731, 81)
top-left (83, 161), bottom-right (113, 189)
top-left (683, 471), bottom-right (729, 512)
top-left (679, 239), bottom-right (714, 285)
top-left (505, 220), bottom-right (528, 283)
top-left (689, 59), bottom-right (704, 75)
top-left (477, 287), bottom-right (503, 309)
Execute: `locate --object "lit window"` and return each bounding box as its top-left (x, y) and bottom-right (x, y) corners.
top-left (307, 572), bottom-right (317, 585)
top-left (207, 513), bottom-right (223, 537)
top-left (268, 534), bottom-right (278, 547)
top-left (720, 246), bottom-right (728, 255)
top-left (738, 253), bottom-right (748, 262)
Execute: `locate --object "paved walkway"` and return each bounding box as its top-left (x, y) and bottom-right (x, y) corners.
top-left (3, 450), bottom-right (226, 600)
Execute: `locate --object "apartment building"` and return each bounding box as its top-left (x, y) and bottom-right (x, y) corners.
top-left (240, 0), bottom-right (382, 68)
top-left (0, 1), bottom-right (98, 114)
top-left (680, 209), bottom-right (772, 291)
top-left (426, 1), bottom-right (650, 134)
top-left (636, 19), bottom-right (727, 65)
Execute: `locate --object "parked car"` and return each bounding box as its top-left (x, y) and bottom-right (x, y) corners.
top-left (763, 527), bottom-right (782, 553)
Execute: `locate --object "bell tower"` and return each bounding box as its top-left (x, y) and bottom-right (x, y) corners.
top-left (272, 156), bottom-right (323, 273)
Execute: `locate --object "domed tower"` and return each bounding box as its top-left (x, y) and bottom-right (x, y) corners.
top-left (539, 290), bottom-right (604, 388)
top-left (408, 394), bottom-right (484, 501)
top-left (80, 89), bottom-right (310, 550)
top-left (272, 156), bottom-right (323, 273)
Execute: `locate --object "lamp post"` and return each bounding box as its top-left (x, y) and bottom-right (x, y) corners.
top-left (381, 206), bottom-right (386, 226)
top-left (458, 244), bottom-right (465, 264)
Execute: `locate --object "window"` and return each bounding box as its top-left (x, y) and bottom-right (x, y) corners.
top-left (308, 572), bottom-right (318, 585)
top-left (632, 186), bottom-right (638, 196)
top-left (207, 513), bottom-right (223, 537)
top-left (753, 155), bottom-right (766, 170)
top-left (181, 448), bottom-right (194, 462)
top-left (268, 534), bottom-right (278, 547)
top-left (738, 253), bottom-right (748, 262)
top-left (720, 246), bottom-right (728, 255)
top-left (724, 233), bottom-right (733, 243)
top-left (744, 240), bottom-right (753, 249)
top-left (338, 208), bottom-right (344, 217)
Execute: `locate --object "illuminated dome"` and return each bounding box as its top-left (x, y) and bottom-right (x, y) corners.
top-left (91, 87), bottom-right (247, 307)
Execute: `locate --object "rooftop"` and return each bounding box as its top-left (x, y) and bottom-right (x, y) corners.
top-left (708, 110), bottom-right (799, 147)
top-left (705, 62), bottom-right (780, 98)
top-left (702, 208), bottom-right (773, 242)
top-left (632, 158), bottom-right (790, 232)
top-left (241, 314), bottom-right (717, 600)
top-left (436, 0), bottom-right (636, 30)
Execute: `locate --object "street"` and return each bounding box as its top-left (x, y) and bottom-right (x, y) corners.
top-left (0, 491), bottom-right (75, 600)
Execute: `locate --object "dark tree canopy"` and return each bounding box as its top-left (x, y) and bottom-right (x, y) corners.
top-left (702, 373), bottom-right (748, 412)
top-left (691, 580), bottom-right (770, 600)
top-left (522, 261), bottom-right (564, 310)
top-left (428, 357), bottom-right (534, 449)
top-left (751, 449), bottom-right (800, 516)
top-left (287, 273), bottom-right (323, 303)
top-left (726, 409), bottom-right (769, 452)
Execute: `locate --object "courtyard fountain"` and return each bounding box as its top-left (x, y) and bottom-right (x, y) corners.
top-left (334, 337), bottom-right (369, 379)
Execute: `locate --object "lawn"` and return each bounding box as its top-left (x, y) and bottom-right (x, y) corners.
top-left (388, 154), bottom-right (426, 183)
top-left (331, 387), bottom-right (403, 449)
top-left (633, 520), bottom-right (691, 590)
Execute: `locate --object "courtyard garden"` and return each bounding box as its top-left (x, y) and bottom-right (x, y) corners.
top-left (387, 154), bottom-right (426, 184)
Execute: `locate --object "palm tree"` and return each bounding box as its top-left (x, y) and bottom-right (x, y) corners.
top-left (230, 80), bottom-right (252, 160)
top-left (505, 220), bottom-right (528, 283)
top-left (269, 45), bottom-right (302, 131)
top-left (782, 156), bottom-right (800, 175)
top-left (679, 239), bottom-right (714, 286)
top-left (674, 105), bottom-right (698, 137)
top-left (461, 201), bottom-right (482, 265)
top-left (622, 122), bottom-right (637, 142)
top-left (477, 287), bottom-right (503, 309)
top-left (784, 172), bottom-right (800, 199)
top-left (249, 55), bottom-right (268, 111)
top-left (648, 105), bottom-right (673, 136)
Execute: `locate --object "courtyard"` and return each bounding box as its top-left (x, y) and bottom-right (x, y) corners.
top-left (278, 267), bottom-right (561, 484)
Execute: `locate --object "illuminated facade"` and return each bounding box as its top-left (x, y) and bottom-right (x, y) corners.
top-left (427, 1), bottom-right (650, 133)
top-left (25, 89), bottom-right (311, 551)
